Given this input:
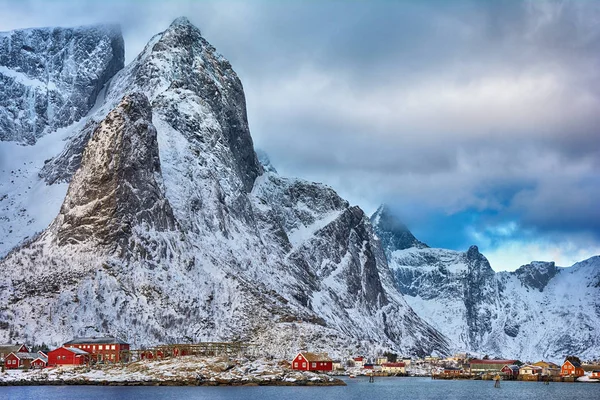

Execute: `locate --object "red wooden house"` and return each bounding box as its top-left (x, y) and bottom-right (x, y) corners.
top-left (31, 352), bottom-right (48, 369)
top-left (291, 352), bottom-right (333, 371)
top-left (560, 359), bottom-right (584, 377)
top-left (0, 344), bottom-right (29, 364)
top-left (501, 364), bottom-right (520, 379)
top-left (63, 337), bottom-right (129, 363)
top-left (591, 370), bottom-right (600, 379)
top-left (4, 352), bottom-right (43, 370)
top-left (47, 346), bottom-right (90, 366)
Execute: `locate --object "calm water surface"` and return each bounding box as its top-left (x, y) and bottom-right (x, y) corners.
top-left (1, 377), bottom-right (596, 400)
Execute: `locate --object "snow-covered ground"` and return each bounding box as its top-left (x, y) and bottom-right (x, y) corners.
top-left (0, 356), bottom-right (343, 386)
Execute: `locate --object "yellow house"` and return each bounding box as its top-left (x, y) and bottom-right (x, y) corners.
top-left (381, 362), bottom-right (406, 375)
top-left (532, 361), bottom-right (561, 376)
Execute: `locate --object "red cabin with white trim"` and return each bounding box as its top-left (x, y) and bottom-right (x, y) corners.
top-left (291, 352), bottom-right (333, 371)
top-left (47, 346), bottom-right (90, 366)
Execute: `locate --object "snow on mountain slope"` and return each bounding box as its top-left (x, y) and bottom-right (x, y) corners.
top-left (0, 18), bottom-right (450, 358)
top-left (0, 24), bottom-right (124, 144)
top-left (373, 205), bottom-right (600, 361)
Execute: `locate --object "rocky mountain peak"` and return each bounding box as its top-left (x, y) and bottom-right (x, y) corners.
top-left (512, 261), bottom-right (558, 292)
top-left (371, 204), bottom-right (428, 256)
top-left (0, 23), bottom-right (124, 143)
top-left (52, 92), bottom-right (176, 249)
top-left (170, 16), bottom-right (194, 28)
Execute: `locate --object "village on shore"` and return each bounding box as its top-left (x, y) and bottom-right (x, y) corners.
top-left (1, 337), bottom-right (599, 386)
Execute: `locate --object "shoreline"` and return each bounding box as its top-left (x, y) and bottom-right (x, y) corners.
top-left (0, 378), bottom-right (346, 387)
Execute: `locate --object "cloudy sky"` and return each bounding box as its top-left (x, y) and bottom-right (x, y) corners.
top-left (1, 0), bottom-right (598, 271)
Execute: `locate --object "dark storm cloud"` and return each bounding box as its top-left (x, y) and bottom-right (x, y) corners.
top-left (0, 0), bottom-right (598, 269)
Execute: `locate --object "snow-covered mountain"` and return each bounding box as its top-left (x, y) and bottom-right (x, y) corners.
top-left (372, 205), bottom-right (600, 361)
top-left (0, 24), bottom-right (124, 144)
top-left (0, 18), bottom-right (449, 358)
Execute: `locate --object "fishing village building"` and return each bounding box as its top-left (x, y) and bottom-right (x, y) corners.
top-left (532, 361), bottom-right (561, 377)
top-left (0, 344), bottom-right (28, 363)
top-left (443, 366), bottom-right (463, 376)
top-left (501, 365), bottom-right (520, 379)
top-left (469, 359), bottom-right (518, 374)
top-left (4, 351), bottom-right (46, 370)
top-left (381, 362), bottom-right (406, 375)
top-left (47, 346), bottom-right (91, 366)
top-left (291, 352), bottom-right (333, 371)
top-left (63, 337), bottom-right (130, 363)
top-left (561, 359), bottom-right (584, 377)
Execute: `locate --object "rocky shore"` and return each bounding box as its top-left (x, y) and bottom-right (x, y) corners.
top-left (0, 357), bottom-right (345, 387)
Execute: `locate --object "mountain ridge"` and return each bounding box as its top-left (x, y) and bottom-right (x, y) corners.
top-left (373, 205), bottom-right (600, 361)
top-left (0, 18), bottom-right (449, 359)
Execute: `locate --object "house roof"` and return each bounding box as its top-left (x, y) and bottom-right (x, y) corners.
top-left (51, 346), bottom-right (89, 355)
top-left (503, 365), bottom-right (520, 372)
top-left (470, 359), bottom-right (518, 365)
top-left (533, 361), bottom-right (560, 369)
top-left (63, 336), bottom-right (128, 345)
top-left (33, 354), bottom-right (48, 363)
top-left (298, 352), bottom-right (332, 362)
top-left (0, 344), bottom-right (26, 354)
top-left (12, 352), bottom-right (41, 360)
top-left (444, 366), bottom-right (462, 371)
top-left (520, 365), bottom-right (542, 370)
top-left (383, 362), bottom-right (406, 367)
top-left (564, 359), bottom-right (582, 368)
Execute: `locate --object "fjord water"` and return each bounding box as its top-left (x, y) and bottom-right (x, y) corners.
top-left (1, 378), bottom-right (596, 400)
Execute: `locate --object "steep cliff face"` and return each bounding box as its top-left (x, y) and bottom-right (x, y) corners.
top-left (52, 92), bottom-right (176, 249)
top-left (0, 24), bottom-right (124, 143)
top-left (0, 18), bottom-right (449, 358)
top-left (376, 206), bottom-right (600, 361)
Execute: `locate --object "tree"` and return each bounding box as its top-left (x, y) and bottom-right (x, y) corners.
top-left (383, 351), bottom-right (398, 363)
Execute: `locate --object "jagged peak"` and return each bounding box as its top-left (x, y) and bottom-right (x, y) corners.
top-left (370, 204), bottom-right (428, 253)
top-left (170, 16), bottom-right (193, 28)
top-left (466, 245), bottom-right (481, 258)
top-left (165, 16), bottom-right (201, 36)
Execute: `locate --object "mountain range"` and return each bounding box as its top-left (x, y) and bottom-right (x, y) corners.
top-left (0, 18), bottom-right (598, 362)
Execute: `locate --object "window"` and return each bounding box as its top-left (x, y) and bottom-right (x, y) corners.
top-left (302, 362), bottom-right (306, 368)
top-left (312, 362), bottom-right (316, 368)
top-left (99, 345), bottom-right (103, 350)
top-left (93, 346), bottom-right (96, 351)
top-left (111, 345), bottom-right (116, 350)
top-left (294, 362), bottom-right (298, 368)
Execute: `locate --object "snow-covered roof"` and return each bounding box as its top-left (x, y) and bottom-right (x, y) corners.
top-left (59, 347), bottom-right (89, 355)
top-left (63, 337), bottom-right (128, 345)
top-left (13, 352), bottom-right (40, 360)
top-left (298, 352), bottom-right (332, 362)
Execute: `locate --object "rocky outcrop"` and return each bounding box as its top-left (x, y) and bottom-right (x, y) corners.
top-left (53, 92), bottom-right (176, 249)
top-left (0, 24), bottom-right (124, 143)
top-left (513, 261), bottom-right (558, 292)
top-left (371, 204), bottom-right (428, 256)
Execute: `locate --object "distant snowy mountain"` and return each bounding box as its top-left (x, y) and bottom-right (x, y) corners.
top-left (372, 206), bottom-right (600, 361)
top-left (0, 18), bottom-right (449, 358)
